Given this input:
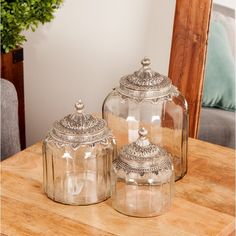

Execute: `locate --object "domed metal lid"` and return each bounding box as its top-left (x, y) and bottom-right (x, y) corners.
top-left (114, 128), bottom-right (173, 176)
top-left (45, 100), bottom-right (111, 148)
top-left (118, 57), bottom-right (178, 99)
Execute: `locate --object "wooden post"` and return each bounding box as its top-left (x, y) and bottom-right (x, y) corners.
top-left (169, 0), bottom-right (212, 138)
top-left (1, 48), bottom-right (26, 149)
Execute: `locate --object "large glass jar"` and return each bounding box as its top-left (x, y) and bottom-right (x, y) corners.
top-left (103, 57), bottom-right (188, 180)
top-left (112, 127), bottom-right (174, 217)
top-left (43, 100), bottom-right (116, 205)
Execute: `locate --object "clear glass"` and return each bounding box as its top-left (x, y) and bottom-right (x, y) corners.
top-left (111, 167), bottom-right (174, 217)
top-left (42, 139), bottom-right (116, 205)
top-left (103, 90), bottom-right (188, 181)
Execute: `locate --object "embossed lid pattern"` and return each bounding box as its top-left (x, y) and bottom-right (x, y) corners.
top-left (118, 57), bottom-right (178, 99)
top-left (114, 128), bottom-right (173, 175)
top-left (46, 100), bottom-right (111, 147)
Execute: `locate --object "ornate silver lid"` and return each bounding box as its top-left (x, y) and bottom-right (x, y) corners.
top-left (117, 57), bottom-right (179, 99)
top-left (114, 128), bottom-right (173, 176)
top-left (45, 100), bottom-right (111, 148)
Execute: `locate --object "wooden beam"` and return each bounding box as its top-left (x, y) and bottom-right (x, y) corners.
top-left (169, 0), bottom-right (212, 138)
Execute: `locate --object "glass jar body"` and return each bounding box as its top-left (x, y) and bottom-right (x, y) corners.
top-left (103, 89), bottom-right (188, 180)
top-left (111, 168), bottom-right (174, 217)
top-left (43, 138), bottom-right (116, 205)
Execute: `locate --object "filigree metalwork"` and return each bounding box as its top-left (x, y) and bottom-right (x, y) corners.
top-left (45, 133), bottom-right (113, 150)
top-left (117, 57), bottom-right (180, 100)
top-left (113, 128), bottom-right (173, 176)
top-left (54, 116), bottom-right (106, 135)
top-left (113, 85), bottom-right (179, 103)
top-left (44, 100), bottom-right (113, 149)
top-left (113, 156), bottom-right (172, 176)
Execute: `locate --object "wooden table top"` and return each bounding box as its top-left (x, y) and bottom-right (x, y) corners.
top-left (1, 138), bottom-right (235, 236)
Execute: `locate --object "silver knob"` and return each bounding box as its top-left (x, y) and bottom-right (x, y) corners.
top-left (138, 127), bottom-right (148, 138)
top-left (141, 57), bottom-right (151, 67)
top-left (75, 99), bottom-right (84, 113)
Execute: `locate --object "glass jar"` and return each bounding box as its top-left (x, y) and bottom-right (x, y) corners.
top-left (103, 57), bottom-right (188, 181)
top-left (112, 127), bottom-right (174, 217)
top-left (43, 100), bottom-right (116, 205)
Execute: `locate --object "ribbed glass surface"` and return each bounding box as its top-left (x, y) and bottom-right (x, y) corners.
top-left (43, 140), bottom-right (115, 205)
top-left (103, 91), bottom-right (188, 181)
top-left (111, 170), bottom-right (174, 217)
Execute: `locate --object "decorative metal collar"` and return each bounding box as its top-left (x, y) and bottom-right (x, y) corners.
top-left (117, 57), bottom-right (178, 99)
top-left (45, 100), bottom-right (111, 148)
top-left (114, 128), bottom-right (173, 175)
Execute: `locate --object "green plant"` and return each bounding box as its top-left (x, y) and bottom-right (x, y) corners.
top-left (1, 0), bottom-right (63, 53)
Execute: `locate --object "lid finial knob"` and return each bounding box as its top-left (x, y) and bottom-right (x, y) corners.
top-left (75, 99), bottom-right (84, 114)
top-left (138, 127), bottom-right (148, 138)
top-left (141, 57), bottom-right (151, 68)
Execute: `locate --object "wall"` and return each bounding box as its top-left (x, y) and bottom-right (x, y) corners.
top-left (24, 0), bottom-right (176, 146)
top-left (213, 0), bottom-right (235, 9)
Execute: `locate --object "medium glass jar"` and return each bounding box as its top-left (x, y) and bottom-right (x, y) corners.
top-left (112, 127), bottom-right (174, 217)
top-left (103, 57), bottom-right (188, 180)
top-left (43, 100), bottom-right (116, 205)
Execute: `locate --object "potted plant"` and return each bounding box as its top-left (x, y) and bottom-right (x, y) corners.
top-left (0, 0), bottom-right (63, 149)
top-left (1, 0), bottom-right (63, 53)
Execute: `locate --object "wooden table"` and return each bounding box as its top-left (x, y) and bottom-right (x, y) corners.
top-left (1, 139), bottom-right (235, 236)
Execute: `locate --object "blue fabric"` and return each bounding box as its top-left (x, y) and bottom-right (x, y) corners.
top-left (202, 19), bottom-right (235, 111)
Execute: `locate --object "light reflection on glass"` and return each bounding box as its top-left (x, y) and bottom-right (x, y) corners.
top-left (62, 151), bottom-right (72, 159)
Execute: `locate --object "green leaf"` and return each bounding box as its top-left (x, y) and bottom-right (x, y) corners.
top-left (1, 0), bottom-right (63, 53)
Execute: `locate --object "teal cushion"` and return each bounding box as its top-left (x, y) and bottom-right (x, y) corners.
top-left (202, 18), bottom-right (235, 111)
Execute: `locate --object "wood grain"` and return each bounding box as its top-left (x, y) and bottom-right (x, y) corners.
top-left (1, 196), bottom-right (114, 236)
top-left (169, 0), bottom-right (212, 138)
top-left (1, 138), bottom-right (234, 236)
top-left (1, 48), bottom-right (26, 149)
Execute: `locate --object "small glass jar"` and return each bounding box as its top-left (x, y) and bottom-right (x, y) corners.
top-left (112, 127), bottom-right (174, 217)
top-left (42, 100), bottom-right (116, 205)
top-left (103, 57), bottom-right (188, 181)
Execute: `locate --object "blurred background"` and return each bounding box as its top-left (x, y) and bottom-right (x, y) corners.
top-left (22, 0), bottom-right (235, 148)
top-left (23, 0), bottom-right (176, 146)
